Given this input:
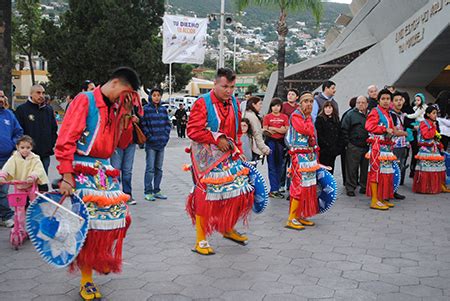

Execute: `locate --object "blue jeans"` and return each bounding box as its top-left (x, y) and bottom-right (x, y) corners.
top-left (0, 160), bottom-right (13, 221)
top-left (144, 147), bottom-right (165, 194)
top-left (267, 139), bottom-right (285, 192)
top-left (111, 144), bottom-right (136, 196)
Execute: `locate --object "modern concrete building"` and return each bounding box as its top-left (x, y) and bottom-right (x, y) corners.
top-left (264, 0), bottom-right (450, 113)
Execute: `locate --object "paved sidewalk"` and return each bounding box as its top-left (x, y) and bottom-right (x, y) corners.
top-left (1, 132), bottom-right (450, 300)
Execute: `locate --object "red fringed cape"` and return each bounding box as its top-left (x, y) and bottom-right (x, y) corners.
top-left (412, 120), bottom-right (446, 194)
top-left (185, 91), bottom-right (253, 236)
top-left (365, 106), bottom-right (395, 200)
top-left (288, 111), bottom-right (319, 218)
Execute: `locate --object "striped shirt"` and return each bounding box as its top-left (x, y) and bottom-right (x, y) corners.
top-left (141, 102), bottom-right (171, 150)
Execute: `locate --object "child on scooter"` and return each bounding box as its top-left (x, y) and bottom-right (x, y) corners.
top-left (0, 135), bottom-right (49, 187)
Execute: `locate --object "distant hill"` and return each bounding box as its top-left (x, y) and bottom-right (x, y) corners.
top-left (34, 0), bottom-right (351, 31)
top-left (167, 0), bottom-right (351, 28)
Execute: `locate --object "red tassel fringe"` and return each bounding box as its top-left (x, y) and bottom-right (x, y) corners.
top-left (413, 171), bottom-right (445, 194)
top-left (186, 190), bottom-right (254, 237)
top-left (70, 214), bottom-right (131, 274)
top-left (366, 173), bottom-right (394, 200)
top-left (290, 186), bottom-right (318, 218)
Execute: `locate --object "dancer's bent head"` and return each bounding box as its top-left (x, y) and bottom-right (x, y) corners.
top-left (102, 67), bottom-right (141, 102)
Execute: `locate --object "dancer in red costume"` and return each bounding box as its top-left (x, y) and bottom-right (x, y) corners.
top-left (56, 67), bottom-right (141, 300)
top-left (365, 89), bottom-right (400, 210)
top-left (186, 68), bottom-right (254, 255)
top-left (413, 106), bottom-right (446, 193)
top-left (285, 92), bottom-right (321, 230)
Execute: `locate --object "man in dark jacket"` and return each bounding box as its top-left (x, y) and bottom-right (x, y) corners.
top-left (341, 95), bottom-right (369, 196)
top-left (0, 90), bottom-right (23, 227)
top-left (141, 88), bottom-right (171, 201)
top-left (15, 84), bottom-right (58, 174)
top-left (174, 103), bottom-right (188, 138)
top-left (312, 80), bottom-right (339, 122)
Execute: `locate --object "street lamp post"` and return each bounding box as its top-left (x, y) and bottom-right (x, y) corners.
top-left (233, 36), bottom-right (237, 71)
top-left (218, 0), bottom-right (225, 68)
top-left (233, 24), bottom-right (241, 72)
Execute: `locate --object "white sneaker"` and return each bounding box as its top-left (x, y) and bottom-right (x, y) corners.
top-left (1, 219), bottom-right (14, 228)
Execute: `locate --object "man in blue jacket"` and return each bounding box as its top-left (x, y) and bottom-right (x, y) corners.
top-left (0, 90), bottom-right (23, 227)
top-left (141, 88), bottom-right (171, 201)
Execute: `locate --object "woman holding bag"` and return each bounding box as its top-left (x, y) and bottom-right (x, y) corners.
top-left (243, 96), bottom-right (271, 161)
top-left (111, 103), bottom-right (144, 205)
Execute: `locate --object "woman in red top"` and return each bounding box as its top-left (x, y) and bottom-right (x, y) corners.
top-left (263, 98), bottom-right (289, 198)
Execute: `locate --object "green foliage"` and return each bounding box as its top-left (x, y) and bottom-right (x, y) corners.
top-left (238, 59), bottom-right (267, 74)
top-left (246, 84), bottom-right (258, 93)
top-left (12, 0), bottom-right (43, 84)
top-left (256, 63), bottom-right (277, 90)
top-left (171, 64), bottom-right (194, 92)
top-left (285, 48), bottom-right (300, 65)
top-left (37, 0), bottom-right (166, 97)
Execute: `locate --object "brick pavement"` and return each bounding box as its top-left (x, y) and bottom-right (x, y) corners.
top-left (1, 132), bottom-right (449, 300)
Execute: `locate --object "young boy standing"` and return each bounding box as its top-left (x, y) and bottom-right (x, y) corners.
top-left (141, 88), bottom-right (171, 201)
top-left (389, 92), bottom-right (408, 198)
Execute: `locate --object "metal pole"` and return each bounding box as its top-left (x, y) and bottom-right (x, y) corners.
top-left (233, 36), bottom-right (237, 71)
top-left (169, 63), bottom-right (172, 99)
top-left (219, 0), bottom-right (225, 68)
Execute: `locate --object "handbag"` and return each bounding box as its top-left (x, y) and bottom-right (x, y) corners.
top-left (133, 122), bottom-right (147, 144)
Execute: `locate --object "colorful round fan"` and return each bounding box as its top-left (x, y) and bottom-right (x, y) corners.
top-left (242, 161), bottom-right (269, 214)
top-left (316, 168), bottom-right (338, 214)
top-left (393, 161), bottom-right (401, 192)
top-left (26, 192), bottom-right (89, 268)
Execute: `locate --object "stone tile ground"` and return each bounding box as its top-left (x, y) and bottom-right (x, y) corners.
top-left (1, 132), bottom-right (449, 300)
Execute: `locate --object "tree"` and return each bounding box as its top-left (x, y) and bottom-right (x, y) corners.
top-left (238, 58), bottom-right (267, 74)
top-left (257, 63), bottom-right (277, 91)
top-left (0, 1), bottom-right (12, 101)
top-left (171, 64), bottom-right (193, 92)
top-left (237, 0), bottom-right (322, 99)
top-left (12, 0), bottom-right (43, 85)
top-left (247, 84), bottom-right (258, 93)
top-left (38, 0), bottom-right (165, 97)
top-left (285, 48), bottom-right (300, 65)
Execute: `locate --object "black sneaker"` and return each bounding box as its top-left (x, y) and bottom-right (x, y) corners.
top-left (394, 192), bottom-right (405, 200)
top-left (269, 192), bottom-right (284, 199)
top-left (275, 191), bottom-right (285, 198)
top-left (128, 198), bottom-right (137, 205)
top-left (346, 191), bottom-right (356, 197)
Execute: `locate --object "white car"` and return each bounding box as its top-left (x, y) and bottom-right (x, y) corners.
top-left (183, 96), bottom-right (197, 110)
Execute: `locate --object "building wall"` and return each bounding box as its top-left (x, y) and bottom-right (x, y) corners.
top-left (12, 70), bottom-right (49, 98)
top-left (329, 0), bottom-right (450, 111)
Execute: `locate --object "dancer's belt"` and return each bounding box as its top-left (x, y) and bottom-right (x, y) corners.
top-left (289, 146), bottom-right (319, 155)
top-left (366, 137), bottom-right (394, 145)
